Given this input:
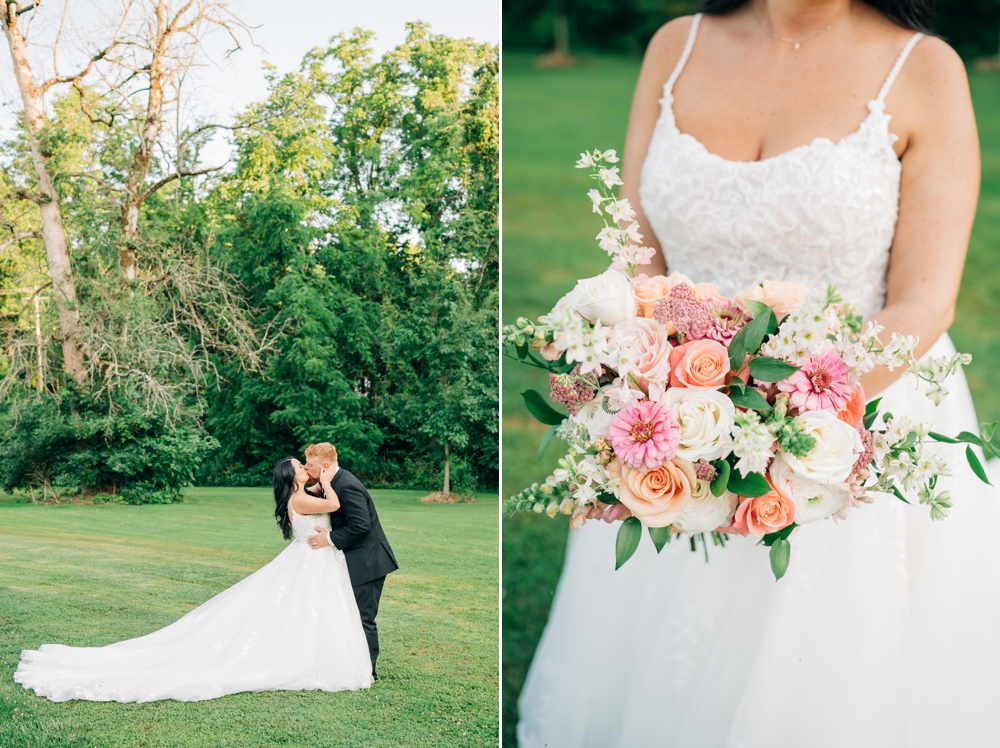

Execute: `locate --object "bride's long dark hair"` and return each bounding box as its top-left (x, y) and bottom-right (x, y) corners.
top-left (273, 457), bottom-right (298, 541)
top-left (697, 0), bottom-right (934, 34)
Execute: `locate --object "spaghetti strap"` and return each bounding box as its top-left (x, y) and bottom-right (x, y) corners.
top-left (665, 13), bottom-right (702, 94)
top-left (876, 32), bottom-right (924, 103)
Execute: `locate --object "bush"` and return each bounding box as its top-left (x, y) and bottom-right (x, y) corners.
top-left (0, 391), bottom-right (218, 503)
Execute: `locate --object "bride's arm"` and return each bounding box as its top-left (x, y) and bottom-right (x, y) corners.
top-left (289, 489), bottom-right (341, 516)
top-left (863, 38), bottom-right (979, 397)
top-left (620, 18), bottom-right (693, 276)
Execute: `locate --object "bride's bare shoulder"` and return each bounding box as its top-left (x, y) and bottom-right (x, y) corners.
top-left (642, 16), bottom-right (697, 74)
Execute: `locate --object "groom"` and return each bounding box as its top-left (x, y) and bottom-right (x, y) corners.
top-left (304, 442), bottom-right (398, 680)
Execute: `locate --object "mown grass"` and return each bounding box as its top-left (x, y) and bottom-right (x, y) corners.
top-left (500, 51), bottom-right (1000, 746)
top-left (0, 487), bottom-right (498, 748)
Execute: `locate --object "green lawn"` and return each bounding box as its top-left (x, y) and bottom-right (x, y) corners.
top-left (500, 52), bottom-right (1000, 746)
top-left (0, 487), bottom-right (499, 748)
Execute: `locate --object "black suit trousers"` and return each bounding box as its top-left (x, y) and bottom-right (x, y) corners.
top-left (353, 575), bottom-right (385, 677)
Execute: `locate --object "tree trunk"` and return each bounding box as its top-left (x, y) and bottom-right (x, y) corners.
top-left (119, 0), bottom-right (168, 280)
top-left (443, 443), bottom-right (451, 494)
top-left (0, 7), bottom-right (87, 386)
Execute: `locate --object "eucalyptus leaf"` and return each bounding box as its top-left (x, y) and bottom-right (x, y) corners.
top-left (648, 525), bottom-right (672, 554)
top-left (615, 516), bottom-right (642, 570)
top-left (520, 389), bottom-right (567, 426)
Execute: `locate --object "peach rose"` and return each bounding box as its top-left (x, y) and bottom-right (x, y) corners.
top-left (731, 487), bottom-right (797, 538)
top-left (607, 457), bottom-right (696, 528)
top-left (836, 384), bottom-right (866, 427)
top-left (632, 275), bottom-right (674, 319)
top-left (669, 339), bottom-right (731, 389)
top-left (734, 280), bottom-right (811, 318)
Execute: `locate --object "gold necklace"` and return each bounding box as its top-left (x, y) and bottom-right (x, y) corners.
top-left (751, 3), bottom-right (852, 50)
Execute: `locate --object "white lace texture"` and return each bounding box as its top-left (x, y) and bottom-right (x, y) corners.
top-left (639, 14), bottom-right (923, 320)
top-left (14, 506), bottom-right (373, 702)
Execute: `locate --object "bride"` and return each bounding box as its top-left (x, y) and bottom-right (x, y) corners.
top-left (14, 457), bottom-right (373, 702)
top-left (517, 1), bottom-right (1000, 746)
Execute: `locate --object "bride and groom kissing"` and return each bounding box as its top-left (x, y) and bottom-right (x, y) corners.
top-left (14, 442), bottom-right (398, 702)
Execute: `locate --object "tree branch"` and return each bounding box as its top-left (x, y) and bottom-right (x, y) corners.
top-left (139, 164), bottom-right (225, 203)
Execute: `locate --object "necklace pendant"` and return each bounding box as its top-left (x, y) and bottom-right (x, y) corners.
top-left (793, 41), bottom-right (800, 50)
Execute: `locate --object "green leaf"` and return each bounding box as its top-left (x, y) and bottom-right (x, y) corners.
top-left (727, 469), bottom-right (771, 498)
top-left (928, 431), bottom-right (960, 444)
top-left (710, 459), bottom-right (731, 497)
top-left (958, 431), bottom-right (987, 449)
top-left (769, 537), bottom-right (791, 581)
top-left (537, 424), bottom-right (559, 462)
top-left (615, 516), bottom-right (643, 570)
top-left (596, 491), bottom-right (620, 505)
top-left (648, 525), bottom-right (672, 554)
top-left (890, 485), bottom-right (910, 504)
top-left (982, 421), bottom-right (998, 444)
top-left (516, 343), bottom-right (529, 360)
top-left (727, 324), bottom-right (749, 374)
top-left (728, 386), bottom-right (773, 413)
top-left (761, 522), bottom-right (797, 546)
top-left (765, 310), bottom-right (778, 336)
top-left (862, 397), bottom-right (883, 430)
top-left (746, 299), bottom-right (770, 319)
top-left (741, 303), bottom-right (774, 354)
top-left (520, 389), bottom-right (567, 426)
top-left (748, 356), bottom-right (801, 382)
top-left (966, 445), bottom-right (992, 486)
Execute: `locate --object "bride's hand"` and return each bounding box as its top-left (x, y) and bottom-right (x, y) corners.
top-left (320, 463), bottom-right (339, 484)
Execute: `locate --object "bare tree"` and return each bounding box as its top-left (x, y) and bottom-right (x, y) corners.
top-left (109, 0), bottom-right (251, 280)
top-left (0, 1), bottom-right (128, 385)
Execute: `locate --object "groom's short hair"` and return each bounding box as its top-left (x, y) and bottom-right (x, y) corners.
top-left (305, 442), bottom-right (338, 464)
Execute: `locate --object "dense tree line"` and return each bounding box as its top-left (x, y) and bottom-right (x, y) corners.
top-left (503, 0), bottom-right (1000, 59)
top-left (0, 10), bottom-right (498, 501)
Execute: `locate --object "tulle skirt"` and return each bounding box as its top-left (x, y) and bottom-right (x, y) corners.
top-left (14, 536), bottom-right (373, 702)
top-left (517, 334), bottom-right (1000, 747)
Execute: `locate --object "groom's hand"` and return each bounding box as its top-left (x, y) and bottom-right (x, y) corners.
top-left (308, 528), bottom-right (330, 550)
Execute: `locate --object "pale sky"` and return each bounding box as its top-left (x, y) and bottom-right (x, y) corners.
top-left (0, 0), bottom-right (499, 164)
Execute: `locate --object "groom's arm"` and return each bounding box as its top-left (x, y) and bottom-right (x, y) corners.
top-left (327, 478), bottom-right (371, 551)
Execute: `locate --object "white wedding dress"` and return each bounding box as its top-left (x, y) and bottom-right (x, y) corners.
top-left (518, 16), bottom-right (1000, 748)
top-left (14, 506), bottom-right (373, 702)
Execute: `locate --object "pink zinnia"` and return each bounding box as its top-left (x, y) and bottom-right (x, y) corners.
top-left (777, 347), bottom-right (852, 412)
top-left (704, 299), bottom-right (747, 343)
top-left (606, 400), bottom-right (680, 471)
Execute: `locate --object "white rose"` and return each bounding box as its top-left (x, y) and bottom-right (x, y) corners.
top-left (672, 480), bottom-right (738, 535)
top-left (768, 453), bottom-right (849, 524)
top-left (573, 397), bottom-right (616, 443)
top-left (781, 410), bottom-right (862, 484)
top-left (561, 269), bottom-right (637, 326)
top-left (665, 389), bottom-right (736, 462)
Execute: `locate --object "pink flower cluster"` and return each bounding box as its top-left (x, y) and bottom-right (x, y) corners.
top-left (606, 400), bottom-right (681, 471)
top-left (549, 366), bottom-right (599, 416)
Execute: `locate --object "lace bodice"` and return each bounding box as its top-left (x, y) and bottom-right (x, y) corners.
top-left (639, 14), bottom-right (923, 319)
top-left (290, 504), bottom-right (332, 542)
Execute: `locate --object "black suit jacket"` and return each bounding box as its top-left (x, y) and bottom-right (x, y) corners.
top-left (325, 469), bottom-right (398, 586)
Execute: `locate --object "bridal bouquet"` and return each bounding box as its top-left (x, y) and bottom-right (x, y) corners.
top-left (502, 148), bottom-right (998, 580)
